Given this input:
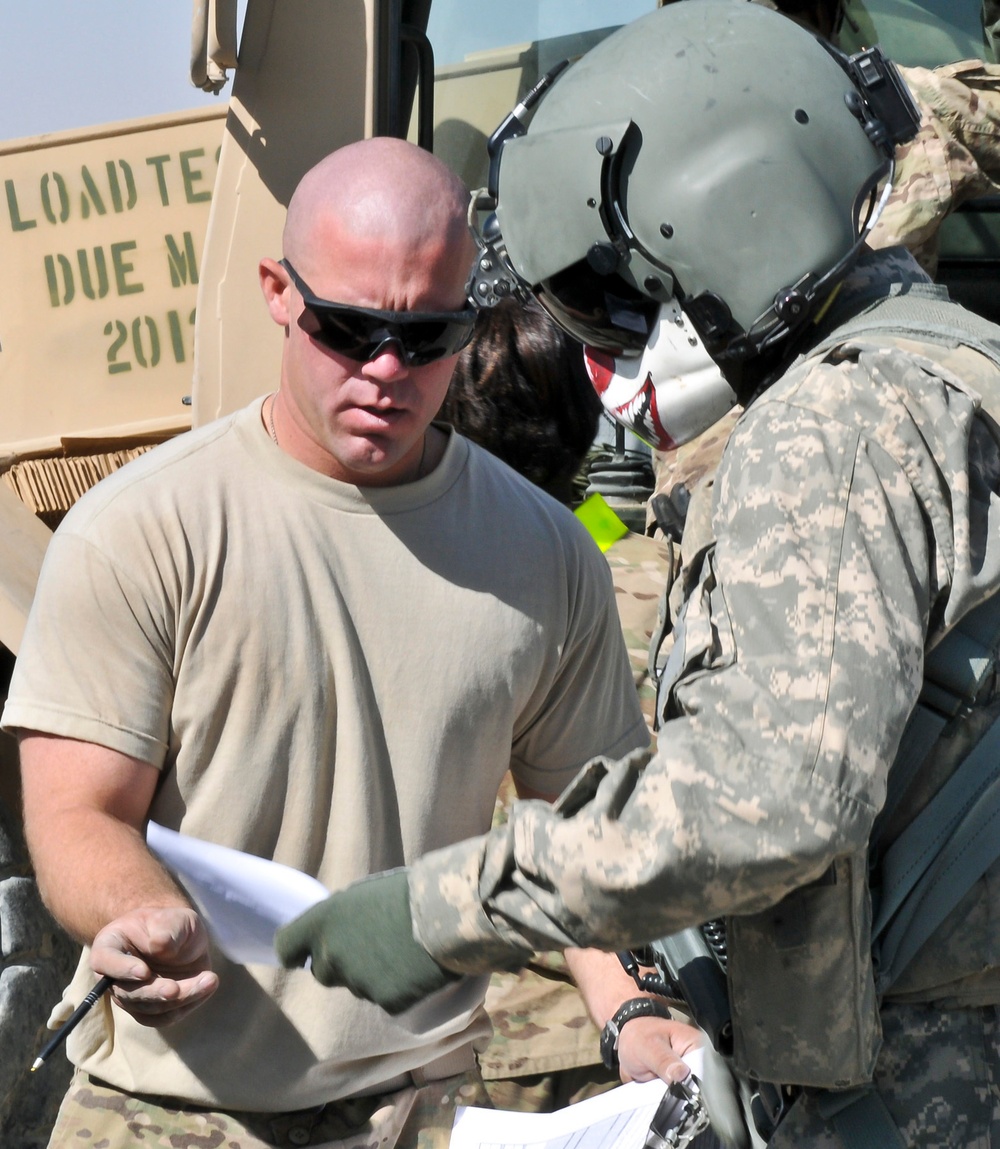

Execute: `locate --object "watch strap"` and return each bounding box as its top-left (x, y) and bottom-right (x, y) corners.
top-left (600, 996), bottom-right (673, 1071)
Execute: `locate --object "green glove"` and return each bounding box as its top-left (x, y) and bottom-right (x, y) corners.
top-left (275, 868), bottom-right (458, 1013)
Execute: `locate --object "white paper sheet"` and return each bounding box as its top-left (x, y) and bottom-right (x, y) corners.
top-left (451, 1050), bottom-right (706, 1149)
top-left (451, 1079), bottom-right (667, 1149)
top-left (145, 822), bottom-right (330, 965)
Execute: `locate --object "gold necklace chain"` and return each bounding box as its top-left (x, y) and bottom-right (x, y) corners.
top-left (267, 393), bottom-right (279, 445)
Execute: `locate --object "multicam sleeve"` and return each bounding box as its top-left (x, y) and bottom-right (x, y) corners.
top-left (602, 532), bottom-right (675, 733)
top-left (409, 350), bottom-right (964, 975)
top-left (871, 61), bottom-right (1000, 274)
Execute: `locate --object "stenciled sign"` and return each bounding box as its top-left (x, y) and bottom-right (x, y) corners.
top-left (0, 106), bottom-right (227, 451)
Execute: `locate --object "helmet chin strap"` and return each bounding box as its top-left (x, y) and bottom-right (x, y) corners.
top-left (584, 300), bottom-right (738, 452)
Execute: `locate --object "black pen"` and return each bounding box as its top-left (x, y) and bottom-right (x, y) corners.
top-left (30, 975), bottom-right (114, 1071)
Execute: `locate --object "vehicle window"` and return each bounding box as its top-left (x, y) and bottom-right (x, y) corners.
top-left (427, 0), bottom-right (654, 67)
top-left (839, 0), bottom-right (995, 67)
top-left (420, 0), bottom-right (656, 190)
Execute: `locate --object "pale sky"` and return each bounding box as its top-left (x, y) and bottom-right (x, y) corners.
top-left (0, 2), bottom-right (237, 143)
top-left (0, 0), bottom-right (991, 145)
top-left (0, 1), bottom-right (652, 145)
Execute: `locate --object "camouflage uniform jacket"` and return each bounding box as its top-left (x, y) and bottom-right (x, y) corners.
top-left (871, 60), bottom-right (1000, 277)
top-left (407, 248), bottom-right (1000, 1042)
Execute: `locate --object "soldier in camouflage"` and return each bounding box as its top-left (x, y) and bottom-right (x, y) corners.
top-left (650, 0), bottom-right (1000, 535)
top-left (276, 5), bottom-right (1000, 1144)
top-left (874, 57), bottom-right (1000, 276)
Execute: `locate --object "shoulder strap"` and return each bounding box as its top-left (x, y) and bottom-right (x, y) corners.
top-left (870, 592), bottom-right (1000, 995)
top-left (873, 721), bottom-right (1000, 995)
top-left (805, 284), bottom-right (1000, 371)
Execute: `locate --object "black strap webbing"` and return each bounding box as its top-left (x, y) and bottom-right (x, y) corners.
top-left (816, 1086), bottom-right (907, 1149)
top-left (873, 716), bottom-right (1000, 994)
top-left (870, 588), bottom-right (1000, 993)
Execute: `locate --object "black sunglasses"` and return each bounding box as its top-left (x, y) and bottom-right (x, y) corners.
top-left (280, 259), bottom-right (477, 366)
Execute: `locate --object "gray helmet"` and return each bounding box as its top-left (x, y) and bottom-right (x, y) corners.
top-left (469, 0), bottom-right (918, 366)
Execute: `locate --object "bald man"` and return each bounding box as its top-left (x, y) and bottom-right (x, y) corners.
top-left (6, 140), bottom-right (650, 1149)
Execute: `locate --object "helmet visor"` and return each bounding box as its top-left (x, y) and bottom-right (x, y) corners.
top-left (534, 258), bottom-right (660, 357)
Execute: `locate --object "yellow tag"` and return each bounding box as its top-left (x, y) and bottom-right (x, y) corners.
top-left (574, 492), bottom-right (630, 552)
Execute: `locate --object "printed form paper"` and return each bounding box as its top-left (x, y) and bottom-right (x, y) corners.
top-left (146, 822), bottom-right (329, 965)
top-left (451, 1079), bottom-right (669, 1149)
top-left (451, 1047), bottom-right (707, 1149)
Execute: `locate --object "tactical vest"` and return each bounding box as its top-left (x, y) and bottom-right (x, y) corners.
top-left (654, 286), bottom-right (1000, 1141)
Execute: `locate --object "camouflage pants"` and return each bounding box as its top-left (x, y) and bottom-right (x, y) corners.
top-left (45, 1067), bottom-right (493, 1149)
top-left (771, 1002), bottom-right (1000, 1148)
top-left (482, 1064), bottom-right (619, 1114)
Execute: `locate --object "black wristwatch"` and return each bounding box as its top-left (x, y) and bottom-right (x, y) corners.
top-left (600, 996), bottom-right (674, 1072)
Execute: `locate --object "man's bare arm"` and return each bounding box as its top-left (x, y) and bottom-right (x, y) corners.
top-left (565, 947), bottom-right (700, 1083)
top-left (19, 731), bottom-right (218, 1026)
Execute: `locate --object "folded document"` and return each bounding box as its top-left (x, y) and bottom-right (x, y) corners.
top-left (145, 822), bottom-right (329, 965)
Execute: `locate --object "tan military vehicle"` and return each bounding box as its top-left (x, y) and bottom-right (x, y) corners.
top-left (0, 101), bottom-right (227, 1145)
top-left (0, 0), bottom-right (996, 1144)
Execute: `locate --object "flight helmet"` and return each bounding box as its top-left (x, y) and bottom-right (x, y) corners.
top-left (468, 0), bottom-right (918, 391)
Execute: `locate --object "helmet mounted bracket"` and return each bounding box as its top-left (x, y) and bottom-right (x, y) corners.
top-left (598, 121), bottom-right (676, 304)
top-left (485, 58), bottom-right (571, 203)
top-left (829, 43), bottom-right (921, 152)
top-left (467, 59), bottom-right (573, 309)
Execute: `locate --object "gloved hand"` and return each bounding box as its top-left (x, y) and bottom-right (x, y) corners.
top-left (275, 868), bottom-right (458, 1013)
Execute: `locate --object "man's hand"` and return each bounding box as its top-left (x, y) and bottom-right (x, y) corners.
top-left (275, 869), bottom-right (457, 1013)
top-left (90, 906), bottom-right (218, 1027)
top-left (617, 1014), bottom-right (703, 1084)
top-left (620, 1018), bottom-right (749, 1148)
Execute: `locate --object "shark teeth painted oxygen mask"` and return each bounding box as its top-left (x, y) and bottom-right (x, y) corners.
top-left (583, 300), bottom-right (737, 452)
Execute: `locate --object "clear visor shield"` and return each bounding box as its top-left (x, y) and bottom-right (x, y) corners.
top-left (584, 301), bottom-right (738, 452)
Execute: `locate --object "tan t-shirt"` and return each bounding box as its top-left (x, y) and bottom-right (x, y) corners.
top-left (3, 399), bottom-right (647, 1111)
